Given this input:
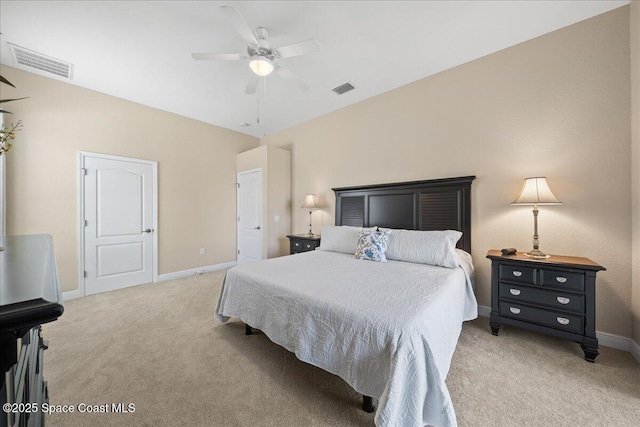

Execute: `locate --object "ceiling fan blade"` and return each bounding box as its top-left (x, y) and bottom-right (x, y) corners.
top-left (191, 53), bottom-right (246, 61)
top-left (245, 76), bottom-right (259, 94)
top-left (273, 39), bottom-right (320, 59)
top-left (274, 65), bottom-right (310, 91)
top-left (221, 6), bottom-right (259, 46)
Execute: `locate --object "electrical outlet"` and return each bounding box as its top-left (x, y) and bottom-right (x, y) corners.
top-left (274, 215), bottom-right (280, 222)
top-left (199, 248), bottom-right (206, 255)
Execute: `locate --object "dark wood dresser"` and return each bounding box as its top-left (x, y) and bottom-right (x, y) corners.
top-left (287, 234), bottom-right (321, 254)
top-left (486, 250), bottom-right (604, 362)
top-left (1, 235), bottom-right (64, 426)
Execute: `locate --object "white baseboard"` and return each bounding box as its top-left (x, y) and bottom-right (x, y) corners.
top-left (63, 262), bottom-right (236, 300)
top-left (476, 304), bottom-right (638, 361)
top-left (478, 304), bottom-right (491, 318)
top-left (630, 339), bottom-right (640, 364)
top-left (157, 261), bottom-right (236, 282)
top-left (595, 330), bottom-right (631, 352)
top-left (62, 289), bottom-right (83, 301)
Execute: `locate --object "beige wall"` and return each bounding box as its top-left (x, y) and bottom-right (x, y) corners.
top-left (237, 145), bottom-right (291, 259)
top-left (631, 0), bottom-right (640, 345)
top-left (237, 146), bottom-right (267, 175)
top-left (0, 65), bottom-right (259, 292)
top-left (266, 147), bottom-right (292, 257)
top-left (262, 7), bottom-right (632, 337)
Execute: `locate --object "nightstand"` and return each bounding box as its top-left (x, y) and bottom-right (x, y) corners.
top-left (287, 234), bottom-right (321, 254)
top-left (486, 250), bottom-right (605, 362)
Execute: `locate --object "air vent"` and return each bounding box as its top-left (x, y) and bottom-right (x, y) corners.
top-left (9, 43), bottom-right (73, 80)
top-left (332, 82), bottom-right (355, 95)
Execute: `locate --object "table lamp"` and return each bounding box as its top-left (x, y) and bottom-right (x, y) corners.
top-left (511, 177), bottom-right (561, 259)
top-left (301, 194), bottom-right (318, 236)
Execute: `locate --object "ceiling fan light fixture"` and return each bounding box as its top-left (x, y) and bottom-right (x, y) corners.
top-left (249, 56), bottom-right (274, 76)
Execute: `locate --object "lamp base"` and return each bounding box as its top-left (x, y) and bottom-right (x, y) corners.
top-left (525, 249), bottom-right (550, 259)
top-left (305, 232), bottom-right (315, 237)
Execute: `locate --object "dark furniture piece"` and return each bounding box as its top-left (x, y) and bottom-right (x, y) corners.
top-left (1, 235), bottom-right (64, 427)
top-left (486, 250), bottom-right (605, 362)
top-left (287, 234), bottom-right (321, 254)
top-left (332, 176), bottom-right (475, 253)
top-left (248, 176), bottom-right (476, 414)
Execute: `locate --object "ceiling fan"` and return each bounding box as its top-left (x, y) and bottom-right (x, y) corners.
top-left (192, 6), bottom-right (320, 94)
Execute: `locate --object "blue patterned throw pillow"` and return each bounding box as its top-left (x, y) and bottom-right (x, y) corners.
top-left (354, 229), bottom-right (391, 262)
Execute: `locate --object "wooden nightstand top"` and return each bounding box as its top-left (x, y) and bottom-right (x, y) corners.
top-left (486, 250), bottom-right (605, 271)
top-left (287, 234), bottom-right (321, 242)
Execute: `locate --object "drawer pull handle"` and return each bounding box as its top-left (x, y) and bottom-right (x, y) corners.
top-left (509, 307), bottom-right (521, 315)
top-left (557, 317), bottom-right (570, 325)
top-left (512, 271), bottom-right (523, 277)
top-left (306, 244), bottom-right (311, 248)
top-left (509, 289), bottom-right (521, 296)
top-left (557, 297), bottom-right (570, 305)
top-left (556, 276), bottom-right (567, 283)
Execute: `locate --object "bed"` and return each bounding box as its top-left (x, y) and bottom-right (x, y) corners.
top-left (216, 176), bottom-right (477, 427)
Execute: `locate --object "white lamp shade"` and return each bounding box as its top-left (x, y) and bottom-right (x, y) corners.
top-left (249, 56), bottom-right (274, 76)
top-left (511, 177), bottom-right (562, 205)
top-left (301, 194), bottom-right (317, 209)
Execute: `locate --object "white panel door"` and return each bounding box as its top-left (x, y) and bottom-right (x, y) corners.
top-left (84, 156), bottom-right (154, 295)
top-left (237, 170), bottom-right (263, 264)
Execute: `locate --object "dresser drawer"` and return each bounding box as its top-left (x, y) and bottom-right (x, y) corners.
top-left (290, 240), bottom-right (304, 253)
top-left (302, 241), bottom-right (318, 251)
top-left (499, 301), bottom-right (584, 335)
top-left (499, 264), bottom-right (536, 285)
top-left (540, 269), bottom-right (584, 292)
top-left (289, 238), bottom-right (319, 254)
top-left (499, 283), bottom-right (584, 314)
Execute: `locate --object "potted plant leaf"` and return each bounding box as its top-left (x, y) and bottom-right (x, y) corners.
top-left (0, 74), bottom-right (26, 155)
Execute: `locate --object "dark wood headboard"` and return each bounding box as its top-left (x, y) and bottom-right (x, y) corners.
top-left (332, 176), bottom-right (476, 253)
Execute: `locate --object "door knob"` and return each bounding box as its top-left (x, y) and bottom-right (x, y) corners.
top-left (143, 228), bottom-right (153, 233)
top-left (254, 226), bottom-right (261, 230)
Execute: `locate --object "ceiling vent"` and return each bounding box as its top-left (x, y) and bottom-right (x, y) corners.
top-left (332, 82), bottom-right (355, 95)
top-left (9, 43), bottom-right (73, 80)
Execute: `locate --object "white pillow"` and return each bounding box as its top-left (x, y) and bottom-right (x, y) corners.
top-left (318, 225), bottom-right (375, 254)
top-left (385, 229), bottom-right (462, 268)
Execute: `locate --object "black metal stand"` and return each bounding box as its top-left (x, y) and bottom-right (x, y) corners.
top-left (362, 395), bottom-right (374, 413)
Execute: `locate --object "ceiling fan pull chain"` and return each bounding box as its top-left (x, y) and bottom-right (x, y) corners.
top-left (263, 76), bottom-right (267, 121)
top-left (257, 76), bottom-right (267, 125)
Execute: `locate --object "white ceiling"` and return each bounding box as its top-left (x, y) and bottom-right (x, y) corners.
top-left (0, 1), bottom-right (629, 138)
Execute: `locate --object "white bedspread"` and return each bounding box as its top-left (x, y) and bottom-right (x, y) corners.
top-left (215, 250), bottom-right (477, 427)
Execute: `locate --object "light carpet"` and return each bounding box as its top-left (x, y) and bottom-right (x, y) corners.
top-left (43, 271), bottom-right (640, 426)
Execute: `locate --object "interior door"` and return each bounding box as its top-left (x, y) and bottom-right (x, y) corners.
top-left (237, 170), bottom-right (263, 264)
top-left (83, 155), bottom-right (155, 295)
